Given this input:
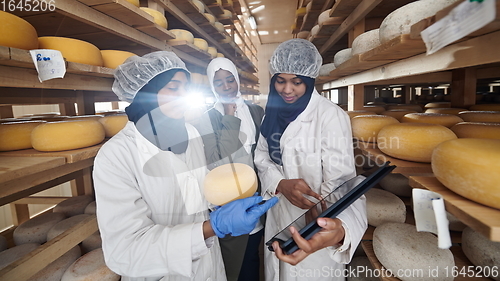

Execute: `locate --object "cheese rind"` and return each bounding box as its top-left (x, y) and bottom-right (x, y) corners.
top-left (0, 120), bottom-right (46, 151)
top-left (365, 188), bottom-right (406, 227)
top-left (193, 38), bottom-right (209, 51)
top-left (38, 37), bottom-right (104, 66)
top-left (352, 29), bottom-right (381, 56)
top-left (31, 120), bottom-right (105, 151)
top-left (400, 113), bottom-right (464, 128)
top-left (168, 29), bottom-right (195, 44)
top-left (139, 8), bottom-right (168, 28)
top-left (458, 111), bottom-right (500, 123)
top-left (462, 227), bottom-right (500, 280)
top-left (351, 115), bottom-right (399, 143)
top-left (333, 48), bottom-right (352, 67)
top-left (100, 50), bottom-right (137, 69)
top-left (54, 195), bottom-right (94, 217)
top-left (451, 122), bottom-right (500, 140)
top-left (14, 212), bottom-right (66, 245)
top-left (0, 11), bottom-right (38, 50)
top-left (204, 163), bottom-right (257, 206)
top-left (61, 248), bottom-right (120, 281)
top-left (425, 107), bottom-right (467, 115)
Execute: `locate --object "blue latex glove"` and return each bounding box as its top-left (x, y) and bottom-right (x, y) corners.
top-left (210, 196), bottom-right (278, 238)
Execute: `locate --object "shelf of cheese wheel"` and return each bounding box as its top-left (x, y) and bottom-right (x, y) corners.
top-left (167, 30), bottom-right (212, 60)
top-left (100, 50), bottom-right (137, 69)
top-left (204, 163), bottom-right (257, 206)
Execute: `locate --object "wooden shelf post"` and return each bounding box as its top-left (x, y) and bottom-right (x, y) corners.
top-left (451, 67), bottom-right (477, 108)
top-left (348, 84), bottom-right (365, 110)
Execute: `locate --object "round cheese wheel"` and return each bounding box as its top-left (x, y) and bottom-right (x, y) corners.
top-left (207, 46), bottom-right (217, 58)
top-left (0, 243), bottom-right (40, 271)
top-left (451, 122), bottom-right (500, 140)
top-left (220, 9), bottom-right (232, 19)
top-left (401, 113), bottom-right (464, 128)
top-left (310, 25), bottom-right (320, 37)
top-left (168, 29), bottom-right (195, 44)
top-left (0, 11), bottom-right (38, 50)
top-left (81, 231), bottom-right (102, 254)
top-left (54, 195), bottom-right (94, 217)
top-left (204, 13), bottom-right (216, 24)
top-left (305, 1), bottom-right (312, 13)
top-left (296, 7), bottom-right (307, 17)
top-left (379, 0), bottom-right (462, 44)
top-left (65, 115), bottom-right (103, 122)
top-left (98, 114), bottom-right (128, 138)
top-left (469, 104), bottom-right (500, 111)
top-left (14, 212), bottom-right (66, 245)
top-left (38, 37), bottom-right (104, 67)
top-left (381, 110), bottom-right (418, 121)
top-left (84, 201), bottom-right (96, 215)
top-left (351, 115), bottom-right (399, 143)
top-left (204, 163), bottom-right (257, 206)
top-left (386, 104), bottom-right (423, 112)
top-left (47, 214), bottom-right (91, 241)
top-left (214, 21), bottom-right (224, 32)
top-left (139, 7), bottom-right (168, 28)
top-left (317, 9), bottom-right (331, 25)
top-left (333, 48), bottom-right (352, 67)
top-left (462, 227), bottom-right (500, 280)
top-left (378, 123), bottom-right (457, 163)
top-left (100, 50), bottom-right (137, 69)
top-left (432, 138), bottom-right (500, 209)
top-left (193, 38), bottom-right (209, 51)
top-left (366, 188), bottom-right (406, 227)
top-left (124, 0), bottom-right (139, 7)
top-left (61, 248), bottom-right (120, 281)
top-left (29, 246), bottom-right (81, 281)
top-left (0, 120), bottom-right (46, 151)
top-left (362, 105), bottom-right (385, 114)
top-left (458, 111), bottom-right (500, 123)
top-left (346, 256), bottom-right (378, 281)
top-left (216, 52), bottom-right (224, 58)
top-left (352, 29), bottom-right (381, 56)
top-left (297, 31), bottom-right (310, 39)
top-left (373, 223), bottom-right (454, 281)
top-left (379, 173), bottom-right (412, 197)
top-left (319, 63), bottom-right (336, 76)
top-left (192, 0), bottom-right (204, 13)
top-left (424, 102), bottom-right (451, 109)
top-left (425, 107), bottom-right (467, 115)
top-left (347, 110), bottom-right (374, 119)
top-left (31, 120), bottom-right (105, 151)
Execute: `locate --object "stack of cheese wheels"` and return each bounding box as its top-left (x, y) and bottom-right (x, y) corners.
top-left (168, 29), bottom-right (195, 44)
top-left (47, 214), bottom-right (91, 241)
top-left (81, 231), bottom-right (102, 254)
top-left (379, 173), bottom-right (412, 197)
top-left (13, 212), bottom-right (66, 245)
top-left (381, 109), bottom-right (418, 121)
top-left (140, 7), bottom-right (168, 28)
top-left (100, 50), bottom-right (137, 69)
top-left (346, 110), bottom-right (374, 119)
top-left (379, 0), bottom-right (461, 44)
top-left (351, 29), bottom-right (381, 56)
top-left (192, 0), bottom-right (204, 13)
top-left (193, 38), bottom-right (209, 51)
top-left (400, 113), bottom-right (464, 128)
top-left (351, 115), bottom-right (399, 143)
top-left (214, 21), bottom-right (225, 32)
top-left (333, 48), bottom-right (352, 67)
top-left (319, 63), bottom-right (336, 76)
top-left (0, 120), bottom-right (46, 151)
top-left (362, 105), bottom-right (385, 114)
top-left (61, 248), bottom-right (120, 281)
top-left (365, 188), bottom-right (406, 227)
top-left (124, 0), bottom-right (139, 7)
top-left (377, 123), bottom-right (457, 163)
top-left (0, 11), bottom-right (38, 50)
top-left (432, 138), bottom-right (500, 209)
top-left (0, 243), bottom-right (40, 271)
top-left (204, 13), bottom-right (216, 24)
top-left (424, 102), bottom-right (451, 109)
top-left (204, 163), bottom-right (257, 206)
top-left (207, 46), bottom-right (217, 58)
top-left (31, 119), bottom-right (105, 151)
top-left (458, 111), bottom-right (500, 123)
top-left (373, 223), bottom-right (455, 281)
top-left (54, 195), bottom-right (94, 217)
top-left (386, 104), bottom-right (423, 112)
top-left (469, 104), bottom-right (500, 111)
top-left (317, 9), bottom-right (331, 25)
top-left (38, 37), bottom-right (104, 67)
top-left (30, 246), bottom-right (81, 281)
top-left (425, 107), bottom-right (467, 115)
top-left (462, 227), bottom-right (500, 280)
top-left (451, 122), bottom-right (500, 140)
top-left (296, 31), bottom-right (310, 39)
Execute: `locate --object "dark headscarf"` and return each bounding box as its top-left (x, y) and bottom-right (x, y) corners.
top-left (125, 69), bottom-right (191, 154)
top-left (260, 73), bottom-right (315, 165)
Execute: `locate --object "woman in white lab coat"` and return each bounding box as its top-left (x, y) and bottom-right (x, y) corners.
top-left (93, 51), bottom-right (277, 281)
top-left (254, 39), bottom-right (367, 281)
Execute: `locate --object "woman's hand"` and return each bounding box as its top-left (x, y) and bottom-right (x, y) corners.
top-left (276, 179), bottom-right (322, 209)
top-left (272, 217), bottom-right (345, 265)
top-left (223, 103), bottom-right (237, 116)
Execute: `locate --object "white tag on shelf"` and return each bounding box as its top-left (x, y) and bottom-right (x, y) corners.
top-left (29, 49), bottom-right (66, 82)
top-left (412, 188), bottom-right (452, 249)
top-left (421, 0), bottom-right (496, 55)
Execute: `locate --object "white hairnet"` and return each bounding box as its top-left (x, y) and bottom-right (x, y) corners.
top-left (269, 39), bottom-right (323, 79)
top-left (112, 51), bottom-right (189, 102)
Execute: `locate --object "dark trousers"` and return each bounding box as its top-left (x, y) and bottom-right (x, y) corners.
top-left (238, 229), bottom-right (264, 281)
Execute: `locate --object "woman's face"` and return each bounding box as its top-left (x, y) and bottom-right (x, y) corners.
top-left (157, 71), bottom-right (190, 119)
top-left (213, 69), bottom-right (238, 103)
top-left (274, 73), bottom-right (307, 104)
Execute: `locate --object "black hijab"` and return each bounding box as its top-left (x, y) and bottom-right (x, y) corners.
top-left (260, 73), bottom-right (315, 165)
top-left (125, 69), bottom-right (191, 154)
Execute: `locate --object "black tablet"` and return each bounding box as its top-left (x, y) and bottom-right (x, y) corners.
top-left (265, 162), bottom-right (395, 255)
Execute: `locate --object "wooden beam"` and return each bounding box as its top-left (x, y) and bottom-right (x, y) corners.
top-left (10, 204), bottom-right (30, 226)
top-left (451, 68), bottom-right (477, 108)
top-left (319, 0), bottom-right (382, 54)
top-left (348, 18), bottom-right (365, 47)
top-left (0, 105), bottom-right (14, 118)
top-left (76, 91), bottom-right (96, 115)
top-left (348, 84), bottom-right (365, 110)
top-left (13, 197), bottom-right (70, 205)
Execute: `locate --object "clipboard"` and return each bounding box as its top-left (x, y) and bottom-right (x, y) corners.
top-left (265, 162), bottom-right (395, 255)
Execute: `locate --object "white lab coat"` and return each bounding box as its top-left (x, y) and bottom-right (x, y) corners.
top-left (255, 91), bottom-right (367, 281)
top-left (93, 122), bottom-right (226, 281)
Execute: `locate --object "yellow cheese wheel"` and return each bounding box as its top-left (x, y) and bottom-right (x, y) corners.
top-left (31, 120), bottom-right (105, 151)
top-left (204, 163), bottom-right (257, 206)
top-left (377, 123), bottom-right (457, 163)
top-left (216, 52), bottom-right (225, 58)
top-left (192, 0), bottom-right (204, 13)
top-left (381, 110), bottom-right (417, 121)
top-left (362, 105), bottom-right (385, 114)
top-left (469, 104), bottom-right (500, 111)
top-left (38, 37), bottom-right (104, 66)
top-left (424, 102), bottom-right (451, 108)
top-left (65, 115), bottom-right (103, 122)
top-left (0, 11), bottom-right (38, 50)
top-left (98, 114), bottom-right (128, 138)
top-left (207, 46), bottom-right (217, 58)
top-left (400, 113), bottom-right (464, 128)
top-left (0, 121), bottom-right (46, 151)
top-left (351, 115), bottom-right (399, 143)
top-left (296, 7), bottom-right (307, 16)
top-left (458, 111), bottom-right (500, 123)
top-left (193, 38), bottom-right (209, 51)
top-left (425, 107), bottom-right (468, 115)
top-left (451, 122), bottom-right (500, 140)
top-left (214, 21), bottom-right (225, 32)
top-left (386, 104), bottom-right (423, 112)
top-left (432, 138), bottom-right (500, 209)
top-left (140, 7), bottom-right (168, 28)
top-left (100, 50), bottom-right (137, 69)
top-left (123, 0), bottom-right (139, 6)
top-left (168, 29), bottom-right (195, 44)
top-left (204, 13), bottom-right (216, 24)
top-left (347, 110), bottom-right (375, 119)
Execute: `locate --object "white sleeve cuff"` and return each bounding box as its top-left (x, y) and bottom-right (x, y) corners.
top-left (326, 219), bottom-right (352, 264)
top-left (191, 222), bottom-right (212, 260)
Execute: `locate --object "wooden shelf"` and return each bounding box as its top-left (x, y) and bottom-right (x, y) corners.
top-left (409, 176), bottom-right (500, 242)
top-left (168, 40), bottom-right (213, 60)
